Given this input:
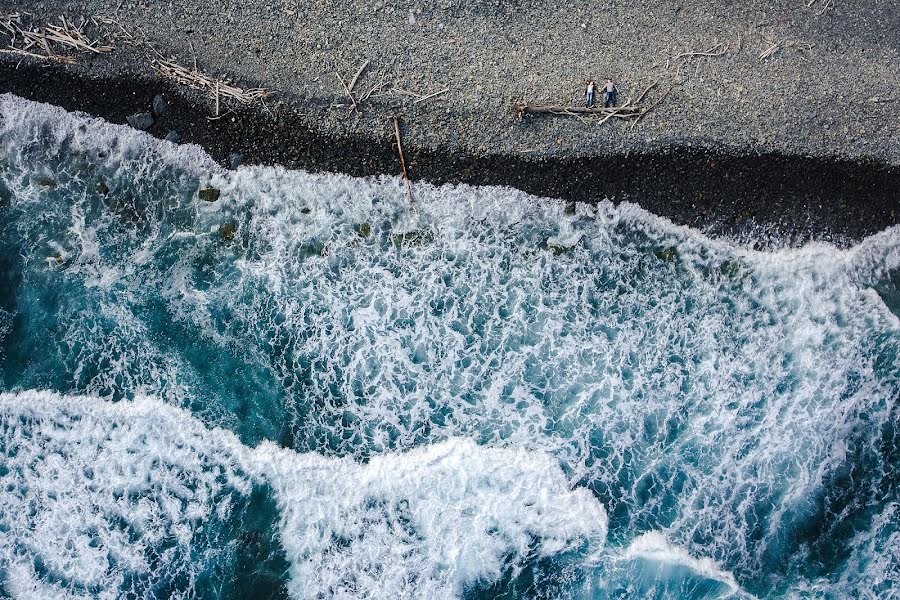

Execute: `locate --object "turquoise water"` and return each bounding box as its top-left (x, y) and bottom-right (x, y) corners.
top-left (0, 95), bottom-right (897, 599)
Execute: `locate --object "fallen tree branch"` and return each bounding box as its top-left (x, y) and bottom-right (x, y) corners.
top-left (392, 115), bottom-right (414, 208)
top-left (633, 80), bottom-right (659, 105)
top-left (513, 103), bottom-right (644, 119)
top-left (630, 84), bottom-right (676, 129)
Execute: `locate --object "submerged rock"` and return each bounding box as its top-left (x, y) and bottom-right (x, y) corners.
top-left (356, 223), bottom-right (371, 237)
top-left (392, 229), bottom-right (433, 247)
top-left (95, 179), bottom-right (109, 196)
top-left (228, 152), bottom-right (244, 169)
top-left (655, 246), bottom-right (679, 262)
top-left (199, 187), bottom-right (221, 202)
top-left (35, 176), bottom-right (57, 188)
top-left (547, 243), bottom-right (572, 257)
top-left (219, 222), bottom-right (236, 241)
top-left (126, 112), bottom-right (155, 131)
top-left (719, 260), bottom-right (743, 278)
top-left (165, 130), bottom-right (179, 143)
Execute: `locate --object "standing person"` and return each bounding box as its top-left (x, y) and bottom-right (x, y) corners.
top-left (603, 78), bottom-right (618, 107)
top-left (585, 80), bottom-right (596, 107)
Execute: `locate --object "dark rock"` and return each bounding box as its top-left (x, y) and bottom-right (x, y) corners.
top-left (95, 179), bottom-right (109, 195)
top-left (199, 187), bottom-right (221, 202)
top-left (392, 229), bottom-right (433, 247)
top-left (228, 152), bottom-right (244, 169)
top-left (126, 112), bottom-right (154, 131)
top-left (655, 247), bottom-right (678, 262)
top-left (300, 207), bottom-right (311, 214)
top-left (35, 176), bottom-right (57, 188)
top-left (152, 94), bottom-right (167, 117)
top-left (165, 130), bottom-right (179, 143)
top-left (356, 222), bottom-right (371, 237)
top-left (219, 222), bottom-right (236, 241)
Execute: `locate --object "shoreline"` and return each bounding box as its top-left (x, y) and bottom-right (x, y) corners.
top-left (1, 61), bottom-right (898, 245)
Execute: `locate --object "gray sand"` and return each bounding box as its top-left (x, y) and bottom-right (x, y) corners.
top-left (6, 0), bottom-right (900, 165)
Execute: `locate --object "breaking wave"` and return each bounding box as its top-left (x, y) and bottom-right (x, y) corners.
top-left (0, 95), bottom-right (897, 598)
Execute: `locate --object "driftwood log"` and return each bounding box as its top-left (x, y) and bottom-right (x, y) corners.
top-left (513, 80), bottom-right (666, 124)
top-left (513, 103), bottom-right (643, 119)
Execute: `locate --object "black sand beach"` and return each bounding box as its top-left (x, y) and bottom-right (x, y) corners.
top-left (1, 0), bottom-right (898, 243)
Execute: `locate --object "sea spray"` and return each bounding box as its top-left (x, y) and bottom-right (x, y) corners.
top-left (0, 95), bottom-right (897, 598)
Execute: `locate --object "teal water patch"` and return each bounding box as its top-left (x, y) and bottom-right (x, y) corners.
top-left (0, 95), bottom-right (898, 598)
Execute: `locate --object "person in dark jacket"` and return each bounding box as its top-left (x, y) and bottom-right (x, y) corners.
top-left (603, 78), bottom-right (618, 107)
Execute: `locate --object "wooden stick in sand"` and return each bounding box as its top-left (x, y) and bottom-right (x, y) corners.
top-left (392, 116), bottom-right (414, 207)
top-left (347, 60), bottom-right (369, 94)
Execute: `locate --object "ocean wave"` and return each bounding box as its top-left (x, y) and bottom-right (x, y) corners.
top-left (0, 94), bottom-right (897, 598)
top-left (0, 391), bottom-right (607, 599)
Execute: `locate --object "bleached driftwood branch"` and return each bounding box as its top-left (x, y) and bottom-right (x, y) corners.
top-left (156, 59), bottom-right (271, 105)
top-left (0, 13), bottom-right (114, 63)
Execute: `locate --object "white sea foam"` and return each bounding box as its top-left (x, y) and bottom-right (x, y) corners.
top-left (0, 94), bottom-right (897, 597)
top-left (621, 532), bottom-right (743, 594)
top-left (0, 391), bottom-right (607, 599)
top-left (0, 391), bottom-right (255, 598)
top-left (257, 438), bottom-right (607, 599)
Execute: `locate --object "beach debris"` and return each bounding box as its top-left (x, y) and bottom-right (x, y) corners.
top-left (126, 112), bottom-right (154, 131)
top-left (156, 59), bottom-right (270, 110)
top-left (0, 14), bottom-right (114, 64)
top-left (514, 78), bottom-right (665, 126)
top-left (334, 69), bottom-right (358, 111)
top-left (333, 60), bottom-right (373, 112)
top-left (759, 38), bottom-right (815, 61)
top-left (389, 86), bottom-right (451, 104)
top-left (392, 115), bottom-right (415, 208)
top-left (807, 0), bottom-right (835, 14)
top-left (198, 187), bottom-right (221, 202)
top-left (673, 42), bottom-right (729, 61)
top-left (413, 87), bottom-right (450, 104)
top-left (348, 60), bottom-right (369, 95)
top-left (514, 103), bottom-right (643, 119)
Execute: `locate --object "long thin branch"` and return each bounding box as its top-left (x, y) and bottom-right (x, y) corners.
top-left (334, 69), bottom-right (357, 110)
top-left (673, 42), bottom-right (726, 60)
top-left (393, 116), bottom-right (414, 208)
top-left (413, 87), bottom-right (450, 104)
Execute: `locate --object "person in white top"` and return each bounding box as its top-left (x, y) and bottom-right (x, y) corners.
top-left (585, 80), bottom-right (596, 107)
